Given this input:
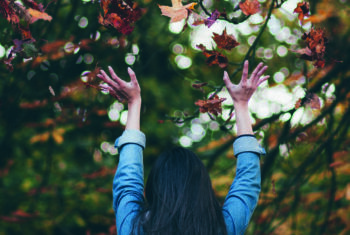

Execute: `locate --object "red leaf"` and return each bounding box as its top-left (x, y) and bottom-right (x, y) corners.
top-left (19, 100), bottom-right (48, 109)
top-left (196, 44), bottom-right (228, 68)
top-left (99, 0), bottom-right (144, 35)
top-left (19, 26), bottom-right (33, 40)
top-left (212, 28), bottom-right (240, 51)
top-left (83, 166), bottom-right (115, 179)
top-left (295, 93), bottom-right (321, 110)
top-left (293, 2), bottom-right (310, 23)
top-left (239, 0), bottom-right (260, 16)
top-left (22, 0), bottom-right (44, 11)
top-left (12, 209), bottom-right (38, 218)
top-left (329, 161), bottom-right (344, 168)
top-left (192, 82), bottom-right (208, 89)
top-left (195, 95), bottom-right (226, 116)
top-left (0, 0), bottom-right (20, 24)
top-left (293, 28), bottom-right (327, 68)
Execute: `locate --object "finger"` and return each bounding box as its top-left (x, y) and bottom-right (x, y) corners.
top-left (223, 71), bottom-right (232, 87)
top-left (253, 65), bottom-right (268, 83)
top-left (100, 70), bottom-right (120, 89)
top-left (257, 75), bottom-right (270, 86)
top-left (99, 83), bottom-right (110, 91)
top-left (250, 62), bottom-right (263, 80)
top-left (108, 66), bottom-right (124, 84)
top-left (256, 65), bottom-right (268, 78)
top-left (241, 60), bottom-right (249, 84)
top-left (127, 67), bottom-right (138, 85)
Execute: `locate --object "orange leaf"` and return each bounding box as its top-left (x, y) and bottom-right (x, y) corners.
top-left (239, 0), bottom-right (260, 16)
top-left (158, 0), bottom-right (197, 23)
top-left (293, 2), bottom-right (310, 23)
top-left (27, 8), bottom-right (52, 23)
top-left (30, 132), bottom-right (50, 143)
top-left (52, 128), bottom-right (65, 144)
top-left (195, 95), bottom-right (226, 116)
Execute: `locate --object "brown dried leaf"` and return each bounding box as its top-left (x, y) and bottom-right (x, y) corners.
top-left (212, 28), bottom-right (240, 51)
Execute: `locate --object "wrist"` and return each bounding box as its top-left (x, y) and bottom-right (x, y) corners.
top-left (128, 97), bottom-right (141, 107)
top-left (234, 102), bottom-right (249, 110)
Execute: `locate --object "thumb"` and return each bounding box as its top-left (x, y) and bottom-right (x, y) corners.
top-left (223, 71), bottom-right (231, 87)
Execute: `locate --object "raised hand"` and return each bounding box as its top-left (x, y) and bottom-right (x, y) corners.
top-left (223, 60), bottom-right (269, 105)
top-left (97, 66), bottom-right (141, 104)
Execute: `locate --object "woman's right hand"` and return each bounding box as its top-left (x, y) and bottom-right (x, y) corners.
top-left (97, 66), bottom-right (141, 105)
top-left (223, 60), bottom-right (269, 106)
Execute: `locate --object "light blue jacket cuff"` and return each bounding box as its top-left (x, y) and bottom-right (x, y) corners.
top-left (233, 135), bottom-right (266, 157)
top-left (114, 129), bottom-right (146, 150)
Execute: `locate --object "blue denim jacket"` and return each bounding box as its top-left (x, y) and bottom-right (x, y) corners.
top-left (113, 130), bottom-right (265, 235)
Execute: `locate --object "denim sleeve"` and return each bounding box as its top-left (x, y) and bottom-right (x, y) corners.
top-left (113, 129), bottom-right (146, 235)
top-left (222, 135), bottom-right (265, 235)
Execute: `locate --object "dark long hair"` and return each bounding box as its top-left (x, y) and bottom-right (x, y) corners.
top-left (133, 147), bottom-right (227, 235)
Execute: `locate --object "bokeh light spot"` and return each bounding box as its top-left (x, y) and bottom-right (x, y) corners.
top-left (175, 55), bottom-right (192, 69)
top-left (78, 17), bottom-right (88, 28)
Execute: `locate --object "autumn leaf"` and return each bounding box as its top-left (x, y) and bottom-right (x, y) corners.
top-left (293, 2), bottom-right (310, 23)
top-left (204, 9), bottom-right (220, 28)
top-left (19, 26), bottom-right (33, 40)
top-left (212, 28), bottom-right (240, 51)
top-left (196, 44), bottom-right (228, 68)
top-left (239, 0), bottom-right (260, 16)
top-left (30, 132), bottom-right (50, 143)
top-left (195, 95), bottom-right (226, 116)
top-left (0, 0), bottom-right (20, 24)
top-left (99, 0), bottom-right (143, 34)
top-left (192, 82), bottom-right (208, 89)
top-left (28, 8), bottom-right (52, 23)
top-left (22, 0), bottom-right (44, 12)
top-left (293, 28), bottom-right (327, 68)
top-left (158, 0), bottom-right (197, 23)
top-left (295, 93), bottom-right (321, 109)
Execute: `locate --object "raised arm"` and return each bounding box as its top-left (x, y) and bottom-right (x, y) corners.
top-left (222, 60), bottom-right (269, 235)
top-left (98, 67), bottom-right (144, 234)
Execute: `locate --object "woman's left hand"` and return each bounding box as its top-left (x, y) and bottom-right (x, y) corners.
top-left (97, 66), bottom-right (141, 104)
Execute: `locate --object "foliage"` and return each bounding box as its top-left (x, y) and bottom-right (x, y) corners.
top-left (0, 0), bottom-right (350, 234)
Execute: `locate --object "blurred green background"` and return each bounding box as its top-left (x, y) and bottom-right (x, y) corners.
top-left (1, 0), bottom-right (350, 234)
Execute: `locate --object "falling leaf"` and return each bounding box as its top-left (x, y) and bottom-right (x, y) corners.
top-left (158, 0), bottom-right (197, 23)
top-left (30, 132), bottom-right (50, 143)
top-left (329, 161), bottom-right (344, 168)
top-left (195, 95), bottom-right (226, 116)
top-left (239, 0), bottom-right (260, 16)
top-left (212, 28), bottom-right (240, 51)
top-left (295, 93), bottom-right (321, 109)
top-left (99, 0), bottom-right (143, 34)
top-left (0, 0), bottom-right (20, 24)
top-left (12, 209), bottom-right (38, 218)
top-left (192, 82), bottom-right (208, 89)
top-left (20, 100), bottom-right (48, 109)
top-left (293, 2), bottom-right (310, 23)
top-left (196, 44), bottom-right (228, 68)
top-left (52, 128), bottom-right (65, 144)
top-left (19, 26), bottom-right (33, 40)
top-left (293, 28), bottom-right (327, 68)
top-left (204, 9), bottom-right (220, 28)
top-left (28, 8), bottom-right (52, 23)
top-left (22, 0), bottom-right (44, 12)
